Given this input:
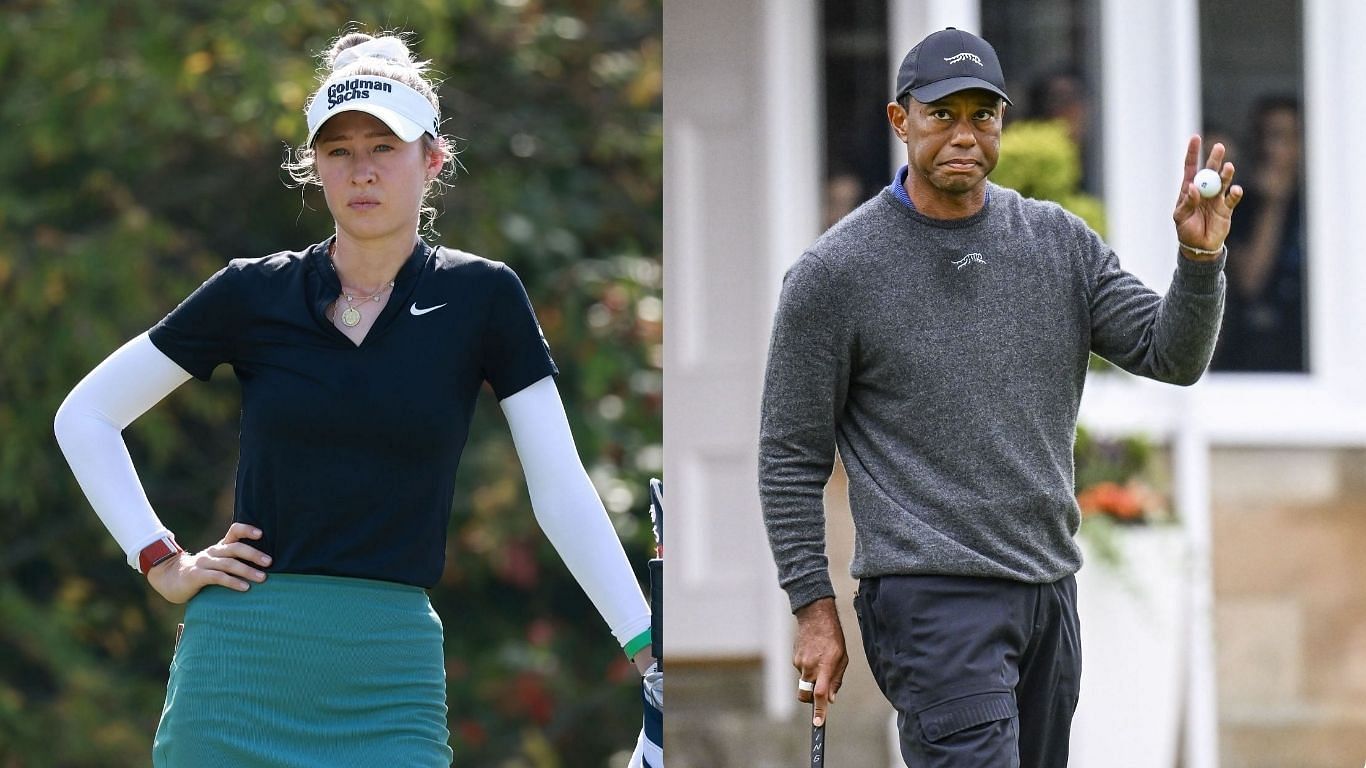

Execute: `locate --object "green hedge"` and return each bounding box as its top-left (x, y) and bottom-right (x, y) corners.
top-left (0, 2), bottom-right (661, 765)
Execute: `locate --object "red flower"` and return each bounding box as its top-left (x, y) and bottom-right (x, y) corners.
top-left (494, 539), bottom-right (540, 589)
top-left (527, 618), bottom-right (556, 647)
top-left (456, 719), bottom-right (487, 748)
top-left (502, 671), bottom-right (556, 726)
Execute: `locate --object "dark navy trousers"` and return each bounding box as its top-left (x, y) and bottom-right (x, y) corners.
top-left (853, 574), bottom-right (1082, 768)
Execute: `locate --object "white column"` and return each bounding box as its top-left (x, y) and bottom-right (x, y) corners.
top-left (1304, 0), bottom-right (1366, 391)
top-left (760, 0), bottom-right (822, 304)
top-left (760, 0), bottom-right (822, 720)
top-left (1175, 418), bottom-right (1219, 768)
top-left (1099, 0), bottom-right (1201, 291)
top-left (1101, 2), bottom-right (1217, 765)
top-left (931, 0), bottom-right (980, 33)
top-left (887, 0), bottom-right (981, 55)
top-left (665, 0), bottom-right (788, 667)
top-left (887, 0), bottom-right (982, 171)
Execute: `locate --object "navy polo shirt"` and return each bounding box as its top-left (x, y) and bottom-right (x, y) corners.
top-left (149, 238), bottom-right (558, 588)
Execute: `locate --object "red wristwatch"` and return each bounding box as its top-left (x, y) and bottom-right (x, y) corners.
top-left (138, 535), bottom-right (184, 574)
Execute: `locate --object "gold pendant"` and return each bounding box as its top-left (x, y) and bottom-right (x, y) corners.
top-left (341, 306), bottom-right (362, 327)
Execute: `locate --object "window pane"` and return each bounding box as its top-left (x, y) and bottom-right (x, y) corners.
top-left (982, 0), bottom-right (1104, 198)
top-left (1201, 0), bottom-right (1307, 373)
top-left (820, 0), bottom-right (888, 228)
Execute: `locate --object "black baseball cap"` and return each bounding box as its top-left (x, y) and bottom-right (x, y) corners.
top-left (895, 28), bottom-right (1012, 105)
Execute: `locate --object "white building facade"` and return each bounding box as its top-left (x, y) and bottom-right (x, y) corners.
top-left (665, 1), bottom-right (1366, 766)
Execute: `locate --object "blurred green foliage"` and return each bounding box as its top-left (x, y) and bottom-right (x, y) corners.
top-left (992, 118), bottom-right (1106, 236)
top-left (994, 118), bottom-right (1117, 374)
top-left (1073, 427), bottom-right (1154, 495)
top-left (0, 1), bottom-right (661, 765)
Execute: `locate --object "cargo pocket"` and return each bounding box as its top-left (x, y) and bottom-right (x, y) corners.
top-left (917, 690), bottom-right (1017, 743)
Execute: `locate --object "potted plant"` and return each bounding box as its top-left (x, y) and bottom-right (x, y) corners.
top-left (1073, 426), bottom-right (1175, 572)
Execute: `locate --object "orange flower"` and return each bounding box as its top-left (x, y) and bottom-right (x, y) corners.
top-left (1077, 481), bottom-right (1144, 521)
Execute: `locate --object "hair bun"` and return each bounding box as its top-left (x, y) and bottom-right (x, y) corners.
top-left (332, 37), bottom-right (412, 71)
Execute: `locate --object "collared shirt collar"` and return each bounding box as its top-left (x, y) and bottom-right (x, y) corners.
top-left (889, 164), bottom-right (916, 210)
top-left (887, 164), bottom-right (990, 211)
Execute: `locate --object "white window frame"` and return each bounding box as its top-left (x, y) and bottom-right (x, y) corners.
top-left (1084, 0), bottom-right (1366, 445)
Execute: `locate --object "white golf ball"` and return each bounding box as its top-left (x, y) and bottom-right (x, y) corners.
top-left (1194, 168), bottom-right (1222, 198)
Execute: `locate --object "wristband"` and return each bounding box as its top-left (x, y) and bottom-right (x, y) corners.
top-left (138, 535), bottom-right (184, 574)
top-left (624, 629), bottom-right (652, 659)
top-left (1178, 242), bottom-right (1226, 257)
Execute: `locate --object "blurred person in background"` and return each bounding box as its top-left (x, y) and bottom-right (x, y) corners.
top-left (54, 29), bottom-right (655, 767)
top-left (1025, 70), bottom-right (1090, 149)
top-left (1024, 69), bottom-right (1102, 195)
top-left (1211, 95), bottom-right (1305, 371)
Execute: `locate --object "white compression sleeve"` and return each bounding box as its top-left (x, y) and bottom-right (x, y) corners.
top-left (500, 376), bottom-right (652, 651)
top-left (53, 333), bottom-right (193, 570)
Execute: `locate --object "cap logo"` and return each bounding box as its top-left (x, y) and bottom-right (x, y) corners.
top-left (326, 78), bottom-right (394, 109)
top-left (305, 74), bottom-right (440, 146)
top-left (943, 52), bottom-right (984, 66)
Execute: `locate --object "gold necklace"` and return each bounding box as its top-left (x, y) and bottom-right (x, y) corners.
top-left (336, 278), bottom-right (395, 327)
top-left (329, 245), bottom-right (396, 328)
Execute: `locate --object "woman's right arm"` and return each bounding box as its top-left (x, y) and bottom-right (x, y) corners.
top-left (54, 332), bottom-right (193, 565)
top-left (53, 333), bottom-right (271, 602)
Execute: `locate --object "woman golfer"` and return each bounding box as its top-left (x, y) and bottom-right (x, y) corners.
top-left (54, 30), bottom-right (654, 766)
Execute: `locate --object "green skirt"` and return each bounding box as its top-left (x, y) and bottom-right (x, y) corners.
top-left (153, 574), bottom-right (453, 767)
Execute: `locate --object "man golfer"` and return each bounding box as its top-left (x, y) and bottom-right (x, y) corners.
top-left (758, 27), bottom-right (1240, 767)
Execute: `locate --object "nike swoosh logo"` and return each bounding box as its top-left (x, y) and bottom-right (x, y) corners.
top-left (409, 303), bottom-right (448, 316)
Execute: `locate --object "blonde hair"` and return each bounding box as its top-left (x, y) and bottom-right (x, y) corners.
top-left (283, 29), bottom-right (457, 234)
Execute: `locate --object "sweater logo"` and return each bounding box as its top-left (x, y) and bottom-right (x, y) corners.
top-left (943, 52), bottom-right (983, 66)
top-left (952, 252), bottom-right (986, 270)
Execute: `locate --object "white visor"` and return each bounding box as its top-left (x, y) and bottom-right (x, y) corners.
top-left (305, 74), bottom-right (439, 146)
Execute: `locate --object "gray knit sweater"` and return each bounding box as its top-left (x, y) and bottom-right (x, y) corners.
top-left (759, 184), bottom-right (1225, 613)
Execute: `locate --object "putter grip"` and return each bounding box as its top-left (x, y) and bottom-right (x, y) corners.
top-left (810, 720), bottom-right (825, 767)
top-left (649, 557), bottom-right (662, 664)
